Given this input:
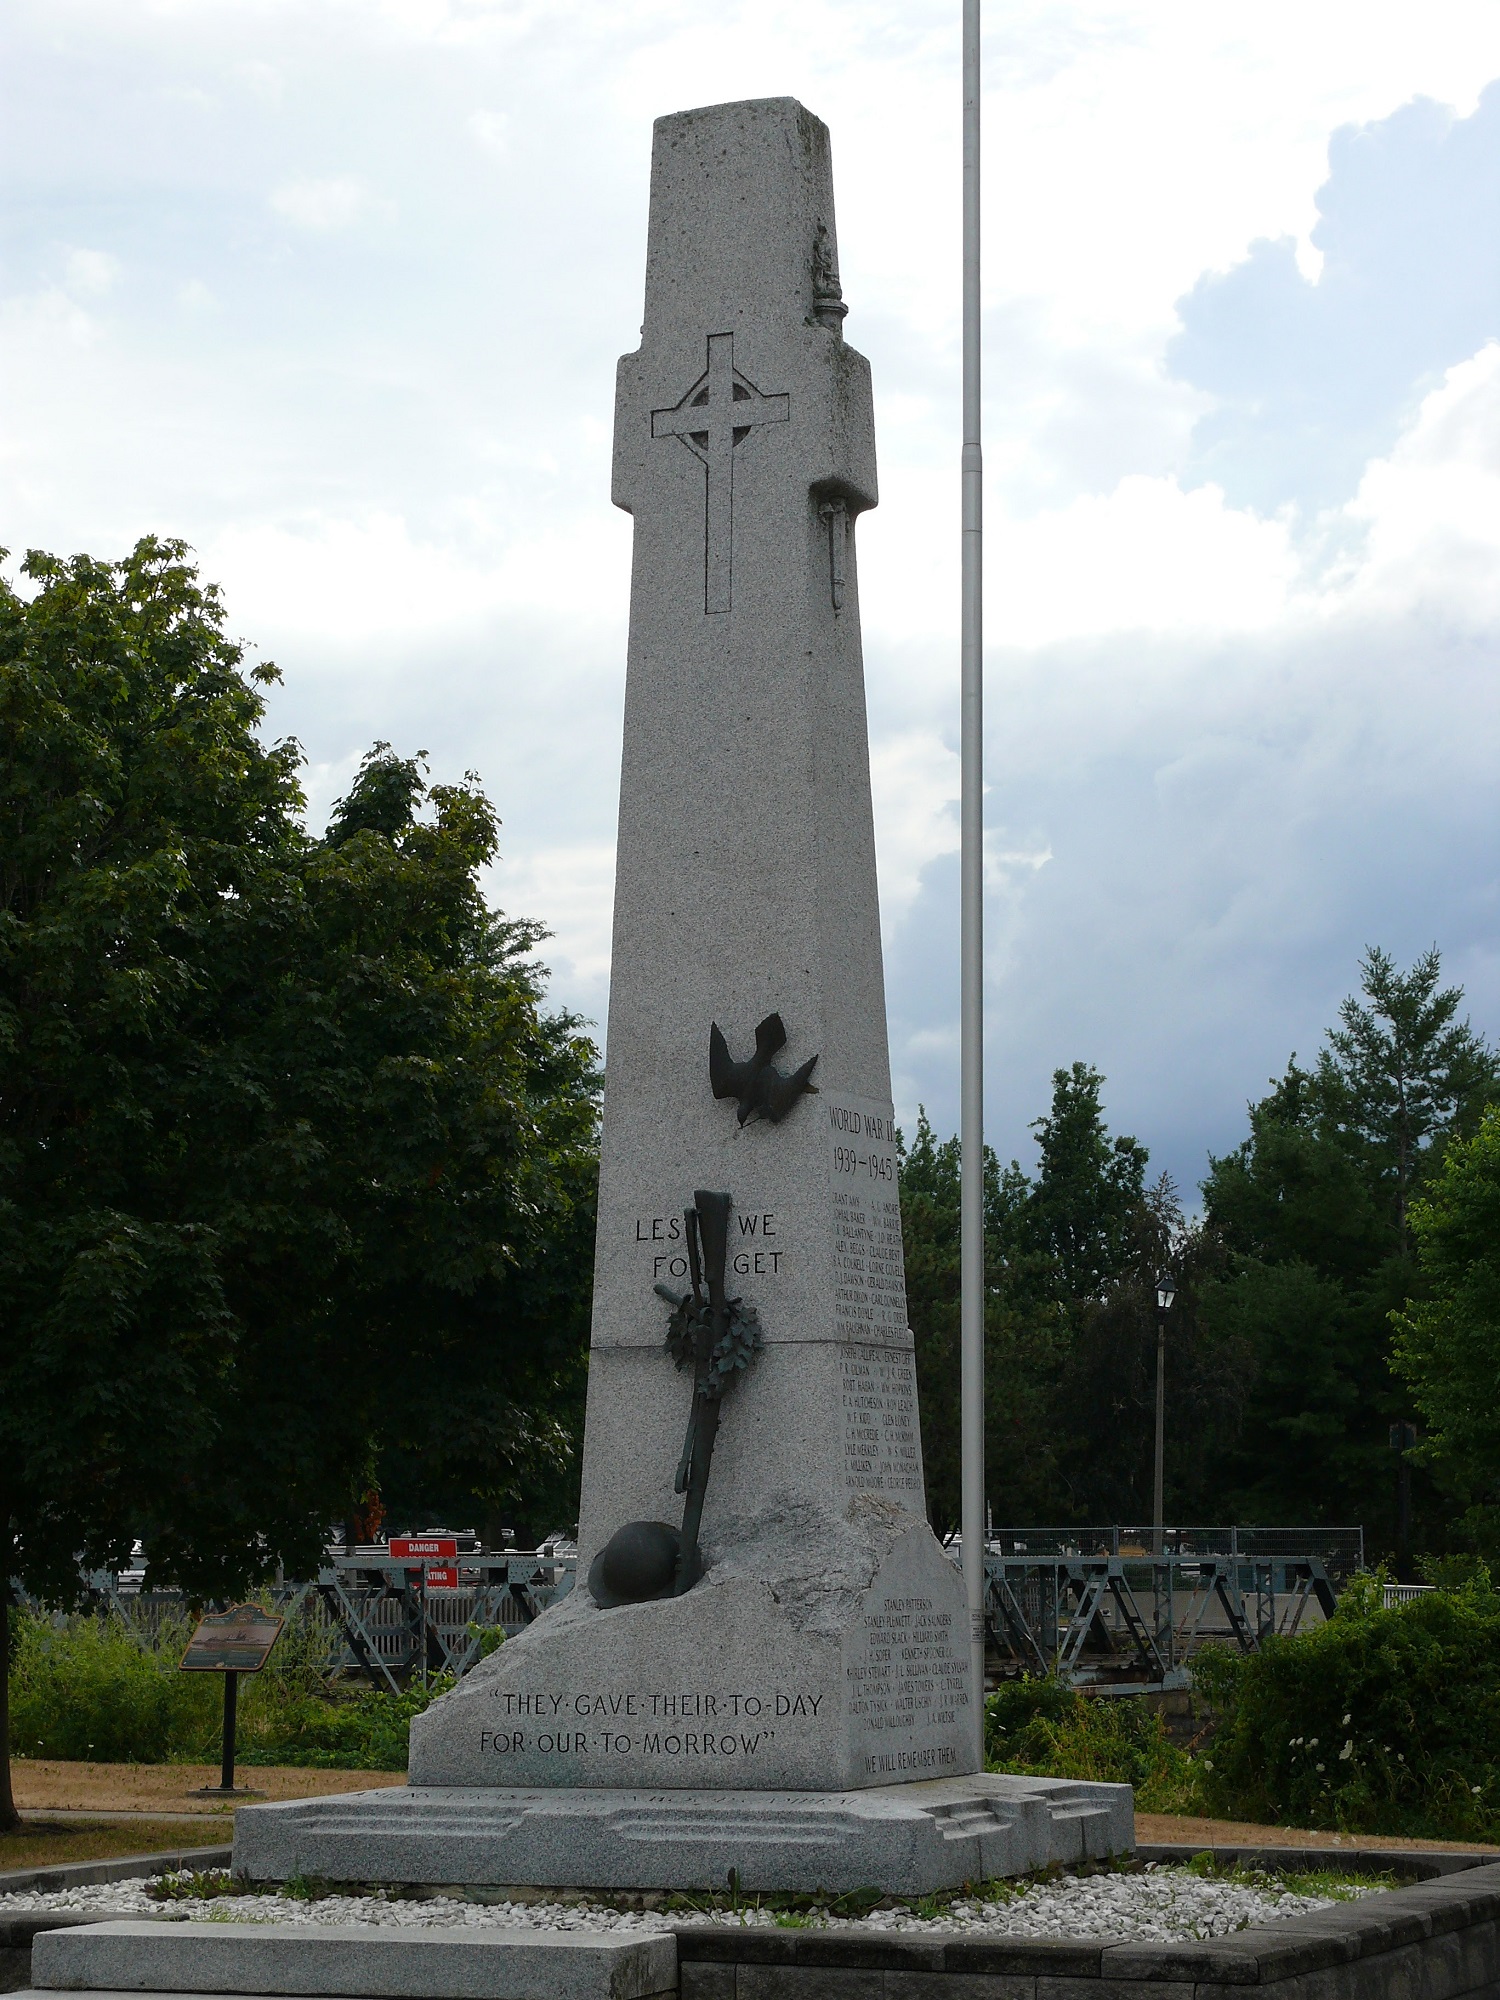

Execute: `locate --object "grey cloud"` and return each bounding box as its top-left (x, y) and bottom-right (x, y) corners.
top-left (881, 615), bottom-right (1500, 1194)
top-left (1171, 84), bottom-right (1500, 513)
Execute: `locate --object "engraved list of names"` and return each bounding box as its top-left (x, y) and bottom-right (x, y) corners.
top-left (826, 1093), bottom-right (909, 1346)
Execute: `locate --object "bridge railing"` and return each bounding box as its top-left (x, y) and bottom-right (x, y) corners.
top-left (48, 1526), bottom-right (1362, 1694)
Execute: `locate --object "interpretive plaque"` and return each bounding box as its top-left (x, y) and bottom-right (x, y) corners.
top-left (180, 1606), bottom-right (283, 1675)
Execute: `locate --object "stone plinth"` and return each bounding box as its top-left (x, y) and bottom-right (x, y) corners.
top-left (232, 1774), bottom-right (1132, 1895)
top-left (409, 1500), bottom-right (969, 1793)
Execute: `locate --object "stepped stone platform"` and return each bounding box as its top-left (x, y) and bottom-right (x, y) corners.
top-left (14, 1861), bottom-right (1500, 2000)
top-left (231, 1773), bottom-right (1132, 1895)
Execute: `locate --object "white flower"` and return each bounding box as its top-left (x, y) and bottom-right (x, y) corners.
top-left (1341, 1714), bottom-right (1351, 1726)
top-left (1308, 1738), bottom-right (1319, 1748)
top-left (1474, 1787), bottom-right (1483, 1796)
top-left (1339, 1741), bottom-right (1353, 1761)
top-left (1316, 1762), bottom-right (1326, 1772)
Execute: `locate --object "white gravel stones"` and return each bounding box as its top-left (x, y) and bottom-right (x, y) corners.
top-left (0, 1866), bottom-right (1374, 1943)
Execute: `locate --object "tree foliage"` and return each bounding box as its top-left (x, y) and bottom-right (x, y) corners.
top-left (904, 1065), bottom-right (1243, 1532)
top-left (1199, 948), bottom-right (1497, 1540)
top-left (0, 539), bottom-right (599, 1820)
top-left (905, 951), bottom-right (1497, 1548)
top-left (1392, 1107), bottom-right (1500, 1554)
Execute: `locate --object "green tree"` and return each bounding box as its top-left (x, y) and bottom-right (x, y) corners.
top-left (1199, 949), bottom-right (1497, 1542)
top-left (1392, 1107), bottom-right (1500, 1556)
top-left (902, 1066), bottom-right (1241, 1531)
top-left (900, 1112), bottom-right (1067, 1535)
top-left (0, 540), bottom-right (599, 1826)
top-left (1023, 1062), bottom-right (1148, 1301)
top-left (1320, 947), bottom-right (1499, 1251)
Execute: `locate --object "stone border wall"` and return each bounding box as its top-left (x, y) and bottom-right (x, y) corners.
top-left (4, 1846), bottom-right (1498, 2000)
top-left (676, 1861), bottom-right (1500, 2000)
top-left (0, 1847), bottom-right (230, 1997)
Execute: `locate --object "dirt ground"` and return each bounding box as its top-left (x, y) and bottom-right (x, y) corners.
top-left (1137, 1812), bottom-right (1500, 1855)
top-left (9, 1760), bottom-right (406, 1817)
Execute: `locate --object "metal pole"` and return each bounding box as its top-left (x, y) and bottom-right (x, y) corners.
top-left (219, 1671), bottom-right (238, 1793)
top-left (1152, 1314), bottom-right (1166, 1555)
top-left (960, 0), bottom-right (986, 1763)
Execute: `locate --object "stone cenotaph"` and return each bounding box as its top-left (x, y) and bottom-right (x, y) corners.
top-left (235, 96), bottom-right (1131, 1893)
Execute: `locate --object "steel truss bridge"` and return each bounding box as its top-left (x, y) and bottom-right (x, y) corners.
top-left (62, 1526), bottom-right (1362, 1695)
top-left (980, 1527), bottom-right (1362, 1692)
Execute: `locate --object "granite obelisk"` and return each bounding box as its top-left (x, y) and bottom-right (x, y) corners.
top-left (407, 95), bottom-right (973, 1793)
top-left (234, 98), bottom-right (1132, 1890)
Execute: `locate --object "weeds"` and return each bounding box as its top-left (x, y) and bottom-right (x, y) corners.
top-left (9, 1606), bottom-right (448, 1769)
top-left (985, 1678), bottom-right (1199, 1813)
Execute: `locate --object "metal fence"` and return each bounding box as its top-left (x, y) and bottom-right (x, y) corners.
top-left (56, 1525), bottom-right (1362, 1696)
top-left (69, 1551), bottom-right (577, 1695)
top-left (980, 1532), bottom-right (1356, 1692)
top-left (985, 1526), bottom-right (1365, 1583)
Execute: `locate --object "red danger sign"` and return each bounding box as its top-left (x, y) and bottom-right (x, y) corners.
top-left (388, 1536), bottom-right (457, 1561)
top-left (424, 1564), bottom-right (460, 1590)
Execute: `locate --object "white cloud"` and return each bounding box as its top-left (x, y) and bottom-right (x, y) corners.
top-left (995, 475), bottom-right (1300, 647)
top-left (64, 249), bottom-right (121, 296)
top-left (1334, 340), bottom-right (1500, 622)
top-left (468, 109), bottom-right (510, 158)
top-left (869, 730), bottom-right (960, 928)
top-left (6, 0), bottom-right (1500, 1181)
top-left (491, 840), bottom-right (616, 1016)
top-left (204, 509), bottom-right (631, 646)
top-left (269, 175), bottom-right (373, 231)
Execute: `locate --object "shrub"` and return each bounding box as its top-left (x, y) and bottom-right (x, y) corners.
top-left (1192, 1569), bottom-right (1500, 1841)
top-left (9, 1611), bottom-right (219, 1762)
top-left (235, 1681), bottom-right (450, 1770)
top-left (984, 1676), bottom-right (1199, 1813)
top-left (8, 1607), bottom-right (448, 1769)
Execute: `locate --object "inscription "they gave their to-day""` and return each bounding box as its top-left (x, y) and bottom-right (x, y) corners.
top-left (476, 1687), bottom-right (823, 1761)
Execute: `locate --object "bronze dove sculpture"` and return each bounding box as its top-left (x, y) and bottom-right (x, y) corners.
top-left (708, 1011), bottom-right (819, 1125)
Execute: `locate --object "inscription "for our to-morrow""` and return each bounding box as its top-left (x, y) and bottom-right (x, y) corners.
top-left (479, 1725), bottom-right (777, 1758)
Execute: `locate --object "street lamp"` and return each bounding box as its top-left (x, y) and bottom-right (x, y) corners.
top-left (1153, 1275), bottom-right (1176, 1554)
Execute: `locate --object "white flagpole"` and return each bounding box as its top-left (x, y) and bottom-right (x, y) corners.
top-left (960, 0), bottom-right (986, 1760)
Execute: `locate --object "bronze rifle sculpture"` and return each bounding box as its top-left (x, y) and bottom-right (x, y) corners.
top-left (587, 1190), bottom-right (763, 1608)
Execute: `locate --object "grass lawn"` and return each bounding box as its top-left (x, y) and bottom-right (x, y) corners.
top-left (1, 1817), bottom-right (231, 1875)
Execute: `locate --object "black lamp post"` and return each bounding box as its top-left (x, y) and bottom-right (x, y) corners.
top-left (1153, 1274), bottom-right (1177, 1554)
top-left (1389, 1421), bottom-right (1418, 1576)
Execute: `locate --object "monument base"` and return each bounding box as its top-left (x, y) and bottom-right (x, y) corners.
top-left (232, 1773), bottom-right (1133, 1895)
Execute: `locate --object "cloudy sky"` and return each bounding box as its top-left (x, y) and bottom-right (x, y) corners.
top-left (5, 0), bottom-right (1500, 1196)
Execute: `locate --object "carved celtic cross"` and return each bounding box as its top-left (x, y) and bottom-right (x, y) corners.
top-left (652, 332), bottom-right (788, 615)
